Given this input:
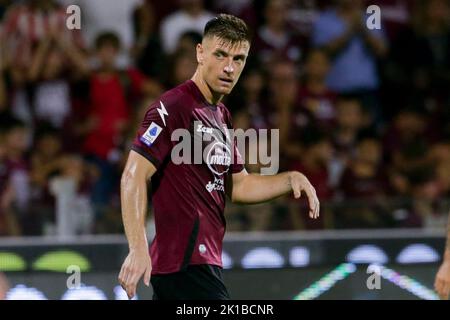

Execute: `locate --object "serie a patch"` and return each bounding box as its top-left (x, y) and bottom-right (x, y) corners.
top-left (140, 122), bottom-right (163, 146)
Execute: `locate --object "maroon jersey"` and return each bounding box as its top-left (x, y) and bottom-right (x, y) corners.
top-left (132, 80), bottom-right (244, 275)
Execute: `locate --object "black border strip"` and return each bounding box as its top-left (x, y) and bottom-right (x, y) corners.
top-left (131, 145), bottom-right (161, 169)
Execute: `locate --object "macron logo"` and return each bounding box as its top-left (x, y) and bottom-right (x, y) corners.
top-left (157, 101), bottom-right (169, 126)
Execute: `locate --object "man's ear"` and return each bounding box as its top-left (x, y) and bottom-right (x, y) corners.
top-left (196, 43), bottom-right (204, 65)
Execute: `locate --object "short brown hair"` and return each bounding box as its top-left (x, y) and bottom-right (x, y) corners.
top-left (203, 14), bottom-right (251, 44)
top-left (95, 32), bottom-right (121, 50)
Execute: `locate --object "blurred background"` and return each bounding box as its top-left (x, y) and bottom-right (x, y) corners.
top-left (0, 0), bottom-right (449, 300)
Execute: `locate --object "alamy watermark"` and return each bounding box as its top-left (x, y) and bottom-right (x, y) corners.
top-left (168, 121), bottom-right (279, 175)
top-left (366, 5), bottom-right (381, 30)
top-left (62, 4), bottom-right (382, 31)
top-left (366, 264), bottom-right (382, 290)
top-left (66, 265), bottom-right (81, 289)
top-left (65, 5), bottom-right (81, 30)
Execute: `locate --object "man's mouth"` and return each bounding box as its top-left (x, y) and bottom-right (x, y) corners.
top-left (219, 77), bottom-right (233, 84)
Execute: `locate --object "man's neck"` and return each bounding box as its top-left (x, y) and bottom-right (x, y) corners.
top-left (191, 71), bottom-right (223, 105)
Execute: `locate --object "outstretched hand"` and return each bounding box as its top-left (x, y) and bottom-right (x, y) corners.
top-left (118, 248), bottom-right (152, 299)
top-left (435, 260), bottom-right (450, 300)
top-left (289, 172), bottom-right (320, 219)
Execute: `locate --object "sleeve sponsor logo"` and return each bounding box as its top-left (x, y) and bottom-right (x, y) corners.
top-left (140, 122), bottom-right (163, 147)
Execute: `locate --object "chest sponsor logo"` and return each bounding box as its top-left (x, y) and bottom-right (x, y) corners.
top-left (206, 177), bottom-right (225, 193)
top-left (206, 142), bottom-right (231, 176)
top-left (196, 124), bottom-right (214, 134)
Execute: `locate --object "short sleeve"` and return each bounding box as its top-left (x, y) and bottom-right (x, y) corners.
top-left (131, 99), bottom-right (179, 169)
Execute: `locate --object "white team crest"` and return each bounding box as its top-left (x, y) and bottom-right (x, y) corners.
top-left (140, 122), bottom-right (163, 146)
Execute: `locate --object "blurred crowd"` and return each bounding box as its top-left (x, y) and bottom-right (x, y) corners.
top-left (0, 0), bottom-right (449, 236)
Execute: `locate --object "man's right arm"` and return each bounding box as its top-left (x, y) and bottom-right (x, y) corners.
top-left (435, 212), bottom-right (450, 300)
top-left (118, 150), bottom-right (157, 299)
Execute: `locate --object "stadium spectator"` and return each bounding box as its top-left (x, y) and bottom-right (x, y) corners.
top-left (330, 96), bottom-right (371, 181)
top-left (383, 108), bottom-right (433, 196)
top-left (312, 0), bottom-right (387, 93)
top-left (166, 49), bottom-right (198, 88)
top-left (23, 124), bottom-right (95, 235)
top-left (339, 135), bottom-right (387, 199)
top-left (265, 60), bottom-right (311, 169)
top-left (365, 0), bottom-right (413, 40)
top-left (212, 0), bottom-right (257, 30)
top-left (0, 120), bottom-right (20, 236)
top-left (1, 116), bottom-right (31, 235)
top-left (389, 0), bottom-right (450, 105)
top-left (56, 154), bottom-right (97, 234)
top-left (289, 128), bottom-right (334, 230)
top-left (287, 0), bottom-right (328, 37)
top-left (430, 140), bottom-right (450, 198)
top-left (1, 0), bottom-right (83, 69)
top-left (61, 0), bottom-right (140, 67)
top-left (312, 0), bottom-right (387, 126)
top-left (298, 49), bottom-right (337, 131)
top-left (408, 166), bottom-right (443, 228)
top-left (27, 25), bottom-right (89, 129)
top-left (25, 124), bottom-right (72, 235)
top-left (0, 30), bottom-right (33, 127)
top-left (176, 31), bottom-right (203, 55)
top-left (160, 0), bottom-right (214, 54)
top-left (0, 1), bottom-right (449, 235)
top-left (336, 134), bottom-right (394, 228)
top-left (252, 0), bottom-right (308, 65)
top-left (131, 1), bottom-right (166, 79)
top-left (80, 32), bottom-right (160, 222)
top-left (0, 45), bottom-right (6, 112)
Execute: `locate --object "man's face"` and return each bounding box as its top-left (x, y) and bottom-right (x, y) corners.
top-left (270, 62), bottom-right (297, 104)
top-left (197, 36), bottom-right (250, 96)
top-left (97, 44), bottom-right (119, 69)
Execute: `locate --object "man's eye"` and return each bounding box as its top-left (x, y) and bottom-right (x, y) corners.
top-left (215, 52), bottom-right (223, 58)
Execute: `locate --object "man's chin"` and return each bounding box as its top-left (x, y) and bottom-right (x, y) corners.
top-left (215, 86), bottom-right (233, 95)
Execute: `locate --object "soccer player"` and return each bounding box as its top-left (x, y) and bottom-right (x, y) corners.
top-left (435, 212), bottom-right (450, 300)
top-left (118, 14), bottom-right (320, 300)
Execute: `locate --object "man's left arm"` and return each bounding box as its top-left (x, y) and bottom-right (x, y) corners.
top-left (230, 169), bottom-right (320, 219)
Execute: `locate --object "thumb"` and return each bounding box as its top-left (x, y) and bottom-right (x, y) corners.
top-left (144, 266), bottom-right (151, 287)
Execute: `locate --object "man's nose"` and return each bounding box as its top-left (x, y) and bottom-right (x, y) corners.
top-left (224, 61), bottom-right (234, 74)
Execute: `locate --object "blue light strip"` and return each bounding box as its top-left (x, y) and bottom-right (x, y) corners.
top-left (369, 264), bottom-right (439, 300)
top-left (293, 263), bottom-right (357, 300)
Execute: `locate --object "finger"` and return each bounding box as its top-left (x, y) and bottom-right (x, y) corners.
top-left (305, 189), bottom-right (317, 218)
top-left (122, 266), bottom-right (133, 293)
top-left (441, 283), bottom-right (450, 300)
top-left (118, 265), bottom-right (126, 289)
top-left (315, 199), bottom-right (320, 218)
top-left (144, 266), bottom-right (152, 287)
top-left (126, 269), bottom-right (144, 299)
top-left (435, 278), bottom-right (443, 298)
top-left (435, 279), bottom-right (447, 299)
top-left (126, 280), bottom-right (137, 300)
